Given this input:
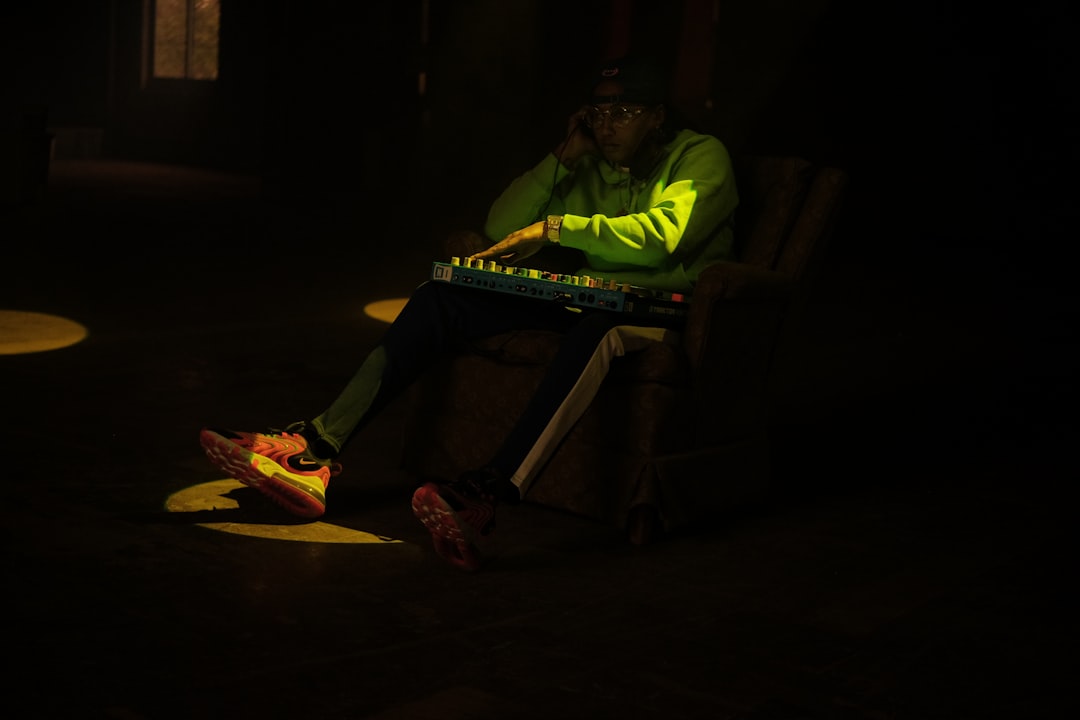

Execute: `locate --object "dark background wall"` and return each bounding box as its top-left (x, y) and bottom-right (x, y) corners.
top-left (4, 0), bottom-right (1076, 268)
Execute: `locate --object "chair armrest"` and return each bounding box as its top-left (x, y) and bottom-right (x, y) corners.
top-left (682, 261), bottom-right (793, 371)
top-left (693, 260), bottom-right (792, 302)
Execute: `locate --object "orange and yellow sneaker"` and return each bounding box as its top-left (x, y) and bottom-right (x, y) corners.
top-left (199, 426), bottom-right (340, 519)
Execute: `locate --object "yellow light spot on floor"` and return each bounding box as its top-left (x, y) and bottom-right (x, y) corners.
top-left (0, 310), bottom-right (88, 354)
top-left (165, 479), bottom-right (403, 544)
top-left (363, 298), bottom-right (408, 324)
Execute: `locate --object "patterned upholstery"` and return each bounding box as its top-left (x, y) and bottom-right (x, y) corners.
top-left (401, 156), bottom-right (849, 543)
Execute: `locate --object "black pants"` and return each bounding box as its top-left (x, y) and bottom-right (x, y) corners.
top-left (311, 280), bottom-right (675, 485)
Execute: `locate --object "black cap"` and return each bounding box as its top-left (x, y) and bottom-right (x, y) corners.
top-left (589, 55), bottom-right (667, 105)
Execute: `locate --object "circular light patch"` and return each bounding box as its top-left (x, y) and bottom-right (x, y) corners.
top-left (363, 298), bottom-right (408, 324)
top-left (166, 479), bottom-right (402, 544)
top-left (0, 310), bottom-right (88, 354)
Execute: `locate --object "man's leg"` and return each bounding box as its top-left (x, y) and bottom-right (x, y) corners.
top-left (201, 281), bottom-right (574, 519)
top-left (489, 316), bottom-right (673, 496)
top-left (412, 311), bottom-right (675, 570)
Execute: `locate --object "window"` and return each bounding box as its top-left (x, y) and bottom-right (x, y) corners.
top-left (152, 0), bottom-right (220, 80)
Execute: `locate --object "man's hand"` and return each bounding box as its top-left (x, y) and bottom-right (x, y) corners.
top-left (553, 106), bottom-right (598, 169)
top-left (470, 221), bottom-right (548, 266)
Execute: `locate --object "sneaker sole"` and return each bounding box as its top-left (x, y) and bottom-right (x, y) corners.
top-left (411, 483), bottom-right (483, 571)
top-left (199, 429), bottom-right (327, 519)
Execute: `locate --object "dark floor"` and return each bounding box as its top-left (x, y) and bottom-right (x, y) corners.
top-left (3, 159), bottom-right (1076, 719)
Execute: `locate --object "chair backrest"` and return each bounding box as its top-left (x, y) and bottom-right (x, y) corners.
top-left (775, 165), bottom-right (849, 282)
top-left (733, 155), bottom-right (847, 283)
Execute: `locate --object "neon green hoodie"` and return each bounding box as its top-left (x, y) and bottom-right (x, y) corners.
top-left (484, 128), bottom-right (738, 294)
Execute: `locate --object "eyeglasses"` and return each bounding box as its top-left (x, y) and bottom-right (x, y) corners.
top-left (582, 105), bottom-right (649, 129)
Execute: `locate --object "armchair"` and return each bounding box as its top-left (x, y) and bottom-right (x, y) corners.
top-left (399, 156), bottom-right (849, 543)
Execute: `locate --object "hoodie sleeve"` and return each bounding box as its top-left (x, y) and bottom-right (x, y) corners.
top-left (559, 133), bottom-right (737, 273)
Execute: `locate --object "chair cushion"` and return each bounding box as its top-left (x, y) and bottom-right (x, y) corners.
top-left (406, 329), bottom-right (691, 463)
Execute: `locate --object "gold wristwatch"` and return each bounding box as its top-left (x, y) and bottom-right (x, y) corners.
top-left (545, 215), bottom-right (563, 243)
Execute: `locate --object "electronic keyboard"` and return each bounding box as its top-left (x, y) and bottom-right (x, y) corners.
top-left (430, 259), bottom-right (691, 322)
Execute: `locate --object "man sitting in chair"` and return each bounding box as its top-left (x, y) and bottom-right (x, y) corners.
top-left (199, 54), bottom-right (739, 571)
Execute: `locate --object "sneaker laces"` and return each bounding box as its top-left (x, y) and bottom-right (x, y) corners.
top-left (268, 422), bottom-right (344, 475)
top-left (280, 420), bottom-right (311, 436)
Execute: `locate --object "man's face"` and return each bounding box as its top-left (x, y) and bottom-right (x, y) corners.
top-left (585, 80), bottom-right (664, 167)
